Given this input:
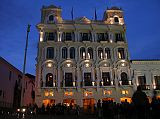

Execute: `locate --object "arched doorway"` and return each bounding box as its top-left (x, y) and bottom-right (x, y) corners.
top-left (63, 99), bottom-right (75, 107)
top-left (43, 99), bottom-right (55, 107)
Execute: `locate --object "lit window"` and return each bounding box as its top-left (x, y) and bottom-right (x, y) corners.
top-left (118, 48), bottom-right (125, 59)
top-left (46, 73), bottom-right (53, 87)
top-left (104, 90), bottom-right (112, 95)
top-left (122, 90), bottom-right (129, 95)
top-left (44, 91), bottom-right (49, 97)
top-left (87, 47), bottom-right (93, 59)
top-left (64, 92), bottom-right (73, 96)
top-left (84, 91), bottom-right (93, 97)
top-left (98, 47), bottom-right (103, 59)
top-left (80, 47), bottom-right (86, 59)
top-left (50, 92), bottom-right (54, 96)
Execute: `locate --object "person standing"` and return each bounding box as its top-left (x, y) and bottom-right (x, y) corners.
top-left (131, 85), bottom-right (148, 119)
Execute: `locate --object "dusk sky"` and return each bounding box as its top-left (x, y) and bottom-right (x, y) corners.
top-left (0, 0), bottom-right (160, 75)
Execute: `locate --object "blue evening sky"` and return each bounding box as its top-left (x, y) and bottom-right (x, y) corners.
top-left (0, 0), bottom-right (160, 75)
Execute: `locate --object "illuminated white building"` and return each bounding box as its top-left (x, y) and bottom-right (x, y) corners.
top-left (35, 5), bottom-right (160, 109)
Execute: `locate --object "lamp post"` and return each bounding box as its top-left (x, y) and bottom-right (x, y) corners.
top-left (21, 24), bottom-right (31, 106)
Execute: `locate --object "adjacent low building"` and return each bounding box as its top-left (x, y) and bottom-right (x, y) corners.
top-left (0, 57), bottom-right (35, 109)
top-left (35, 5), bottom-right (160, 110)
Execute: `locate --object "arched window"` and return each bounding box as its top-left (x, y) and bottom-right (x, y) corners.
top-left (114, 17), bottom-right (119, 23)
top-left (105, 48), bottom-right (111, 59)
top-left (49, 15), bottom-right (54, 21)
top-left (46, 73), bottom-right (53, 87)
top-left (98, 47), bottom-right (103, 59)
top-left (121, 72), bottom-right (128, 85)
top-left (70, 47), bottom-right (75, 59)
top-left (62, 47), bottom-right (68, 59)
top-left (118, 48), bottom-right (125, 59)
top-left (80, 47), bottom-right (86, 59)
top-left (46, 47), bottom-right (54, 59)
top-left (87, 47), bottom-right (93, 59)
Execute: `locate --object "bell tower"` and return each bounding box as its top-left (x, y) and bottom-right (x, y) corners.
top-left (41, 5), bottom-right (63, 24)
top-left (103, 7), bottom-right (124, 25)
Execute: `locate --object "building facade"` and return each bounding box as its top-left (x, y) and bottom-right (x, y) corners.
top-left (35, 5), bottom-right (160, 108)
top-left (0, 57), bottom-right (35, 108)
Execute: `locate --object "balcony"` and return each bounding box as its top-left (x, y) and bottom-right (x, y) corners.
top-left (119, 80), bottom-right (132, 85)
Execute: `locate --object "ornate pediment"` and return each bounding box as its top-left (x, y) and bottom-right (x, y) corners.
top-left (75, 16), bottom-right (91, 23)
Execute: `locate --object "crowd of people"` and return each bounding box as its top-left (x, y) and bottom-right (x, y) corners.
top-left (28, 86), bottom-right (160, 119)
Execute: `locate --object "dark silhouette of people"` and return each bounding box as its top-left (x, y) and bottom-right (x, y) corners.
top-left (132, 85), bottom-right (148, 119)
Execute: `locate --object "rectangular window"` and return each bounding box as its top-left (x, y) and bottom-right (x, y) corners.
top-left (84, 73), bottom-right (92, 86)
top-left (97, 33), bottom-right (108, 42)
top-left (45, 32), bottom-right (56, 41)
top-left (115, 33), bottom-right (123, 42)
top-left (81, 33), bottom-right (91, 41)
top-left (138, 76), bottom-right (146, 90)
top-left (65, 73), bottom-right (73, 87)
top-left (154, 76), bottom-right (160, 89)
top-left (102, 72), bottom-right (111, 86)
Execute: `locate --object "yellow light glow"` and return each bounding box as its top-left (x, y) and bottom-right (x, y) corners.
top-left (40, 31), bottom-right (43, 42)
top-left (121, 63), bottom-right (125, 67)
top-left (122, 90), bottom-right (129, 95)
top-left (85, 63), bottom-right (89, 67)
top-left (104, 90), bottom-right (112, 95)
top-left (44, 91), bottom-right (49, 97)
top-left (67, 63), bottom-right (71, 67)
top-left (120, 97), bottom-right (131, 103)
top-left (47, 63), bottom-right (52, 68)
top-left (110, 40), bottom-right (113, 43)
top-left (50, 92), bottom-right (54, 96)
top-left (64, 91), bottom-right (73, 96)
top-left (118, 52), bottom-right (121, 59)
top-left (73, 81), bottom-right (76, 86)
top-left (92, 81), bottom-right (95, 86)
top-left (84, 91), bottom-right (93, 97)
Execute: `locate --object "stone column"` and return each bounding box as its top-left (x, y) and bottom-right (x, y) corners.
top-left (57, 66), bottom-right (61, 88)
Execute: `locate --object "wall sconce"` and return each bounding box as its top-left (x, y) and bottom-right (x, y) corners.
top-left (85, 63), bottom-right (90, 67)
top-left (92, 81), bottom-right (95, 86)
top-left (101, 81), bottom-right (104, 86)
top-left (111, 81), bottom-right (113, 85)
top-left (119, 80), bottom-right (122, 85)
top-left (73, 81), bottom-right (76, 87)
top-left (47, 63), bottom-right (52, 68)
top-left (67, 63), bottom-right (71, 67)
top-left (129, 80), bottom-right (132, 85)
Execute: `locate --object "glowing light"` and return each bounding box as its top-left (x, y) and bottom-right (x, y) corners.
top-left (65, 92), bottom-right (73, 96)
top-left (111, 81), bottom-right (113, 85)
top-left (104, 90), bottom-right (112, 95)
top-left (122, 90), bottom-right (129, 95)
top-left (85, 63), bottom-right (89, 67)
top-left (121, 63), bottom-right (125, 67)
top-left (67, 63), bottom-right (71, 67)
top-left (129, 80), bottom-right (132, 85)
top-left (84, 91), bottom-right (92, 97)
top-left (101, 81), bottom-right (104, 86)
top-left (92, 81), bottom-right (95, 86)
top-left (110, 40), bottom-right (113, 43)
top-left (50, 92), bottom-right (54, 96)
top-left (40, 31), bottom-right (43, 42)
top-left (47, 63), bottom-right (52, 68)
top-left (73, 81), bottom-right (76, 86)
top-left (100, 52), bottom-right (103, 59)
top-left (44, 91), bottom-right (49, 97)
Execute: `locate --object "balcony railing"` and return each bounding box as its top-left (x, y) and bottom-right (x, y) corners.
top-left (139, 85), bottom-right (150, 90)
